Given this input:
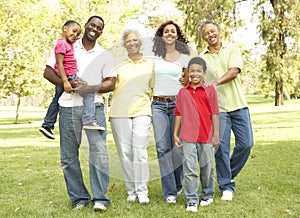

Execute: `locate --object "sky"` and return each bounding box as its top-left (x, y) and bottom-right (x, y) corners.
top-left (234, 1), bottom-right (259, 49)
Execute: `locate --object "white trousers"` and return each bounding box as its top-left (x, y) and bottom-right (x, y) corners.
top-left (110, 116), bottom-right (151, 196)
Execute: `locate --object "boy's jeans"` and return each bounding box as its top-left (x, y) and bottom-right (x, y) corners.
top-left (182, 141), bottom-right (214, 204)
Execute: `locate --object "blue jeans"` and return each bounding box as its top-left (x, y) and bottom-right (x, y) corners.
top-left (59, 102), bottom-right (110, 207)
top-left (182, 141), bottom-right (214, 204)
top-left (215, 107), bottom-right (253, 192)
top-left (42, 74), bottom-right (96, 128)
top-left (82, 92), bottom-right (96, 125)
top-left (151, 100), bottom-right (183, 198)
top-left (42, 84), bottom-right (64, 129)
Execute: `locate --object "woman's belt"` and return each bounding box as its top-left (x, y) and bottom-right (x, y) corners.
top-left (153, 96), bottom-right (176, 102)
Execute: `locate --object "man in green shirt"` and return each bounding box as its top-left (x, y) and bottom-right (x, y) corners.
top-left (199, 21), bottom-right (253, 201)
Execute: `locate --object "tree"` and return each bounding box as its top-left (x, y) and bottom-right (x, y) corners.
top-left (177, 0), bottom-right (242, 51)
top-left (177, 0), bottom-right (261, 95)
top-left (0, 1), bottom-right (62, 123)
top-left (256, 0), bottom-right (300, 105)
top-left (0, 0), bottom-right (133, 123)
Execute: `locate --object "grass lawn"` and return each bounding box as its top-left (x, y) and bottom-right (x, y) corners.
top-left (0, 95), bottom-right (299, 218)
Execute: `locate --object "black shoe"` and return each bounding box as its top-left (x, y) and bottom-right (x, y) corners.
top-left (39, 126), bottom-right (55, 139)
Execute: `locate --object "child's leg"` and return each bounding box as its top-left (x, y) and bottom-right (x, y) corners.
top-left (182, 141), bottom-right (199, 205)
top-left (82, 92), bottom-right (96, 125)
top-left (199, 143), bottom-right (215, 200)
top-left (42, 85), bottom-right (64, 129)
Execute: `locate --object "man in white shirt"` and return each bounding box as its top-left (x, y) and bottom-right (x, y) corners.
top-left (43, 15), bottom-right (116, 211)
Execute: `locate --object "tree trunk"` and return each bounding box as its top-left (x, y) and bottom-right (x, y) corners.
top-left (275, 81), bottom-right (284, 106)
top-left (15, 96), bottom-right (21, 124)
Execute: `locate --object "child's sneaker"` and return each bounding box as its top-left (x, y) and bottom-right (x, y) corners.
top-left (83, 122), bottom-right (105, 131)
top-left (39, 126), bottom-right (55, 139)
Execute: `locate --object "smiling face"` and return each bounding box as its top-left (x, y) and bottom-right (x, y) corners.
top-left (84, 17), bottom-right (104, 42)
top-left (63, 23), bottom-right (81, 43)
top-left (201, 23), bottom-right (220, 47)
top-left (124, 32), bottom-right (141, 55)
top-left (188, 64), bottom-right (205, 86)
top-left (162, 24), bottom-right (178, 45)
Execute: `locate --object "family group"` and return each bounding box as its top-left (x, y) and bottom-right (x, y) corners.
top-left (39, 15), bottom-right (253, 213)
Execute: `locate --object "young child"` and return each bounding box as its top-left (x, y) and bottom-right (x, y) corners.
top-left (174, 57), bottom-right (219, 213)
top-left (39, 20), bottom-right (104, 140)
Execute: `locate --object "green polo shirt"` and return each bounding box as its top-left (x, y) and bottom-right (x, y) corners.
top-left (200, 42), bottom-right (248, 112)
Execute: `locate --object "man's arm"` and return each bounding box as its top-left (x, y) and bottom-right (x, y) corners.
top-left (44, 65), bottom-right (79, 88)
top-left (43, 65), bottom-right (63, 86)
top-left (98, 77), bottom-right (116, 93)
top-left (214, 67), bottom-right (240, 86)
top-left (74, 77), bottom-right (116, 96)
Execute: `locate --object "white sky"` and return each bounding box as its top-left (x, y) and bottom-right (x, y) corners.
top-left (235, 0), bottom-right (259, 49)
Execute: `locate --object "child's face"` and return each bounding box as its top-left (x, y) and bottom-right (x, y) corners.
top-left (188, 64), bottom-right (205, 86)
top-left (64, 24), bottom-right (81, 43)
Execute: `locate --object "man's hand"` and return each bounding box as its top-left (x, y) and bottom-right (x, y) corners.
top-left (74, 81), bottom-right (99, 96)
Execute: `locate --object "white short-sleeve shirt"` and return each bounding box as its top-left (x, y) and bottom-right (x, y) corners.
top-left (153, 54), bottom-right (189, 96)
top-left (48, 39), bottom-right (116, 107)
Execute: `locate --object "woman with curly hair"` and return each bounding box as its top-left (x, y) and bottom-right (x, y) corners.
top-left (151, 20), bottom-right (190, 204)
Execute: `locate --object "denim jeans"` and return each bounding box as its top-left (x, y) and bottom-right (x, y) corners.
top-left (59, 102), bottom-right (110, 207)
top-left (42, 74), bottom-right (78, 129)
top-left (82, 92), bottom-right (96, 125)
top-left (110, 116), bottom-right (151, 197)
top-left (151, 100), bottom-right (183, 198)
top-left (215, 107), bottom-right (253, 192)
top-left (182, 141), bottom-right (214, 204)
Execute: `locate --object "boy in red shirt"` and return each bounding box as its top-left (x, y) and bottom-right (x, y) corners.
top-left (174, 57), bottom-right (219, 213)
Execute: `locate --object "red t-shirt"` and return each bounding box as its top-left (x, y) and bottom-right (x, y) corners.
top-left (175, 82), bottom-right (219, 143)
top-left (54, 38), bottom-right (77, 76)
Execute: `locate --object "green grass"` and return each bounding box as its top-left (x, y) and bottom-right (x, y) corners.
top-left (0, 95), bottom-right (300, 218)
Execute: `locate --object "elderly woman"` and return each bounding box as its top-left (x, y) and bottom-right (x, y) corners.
top-left (109, 29), bottom-right (154, 204)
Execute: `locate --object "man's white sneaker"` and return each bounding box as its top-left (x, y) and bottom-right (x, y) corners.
top-left (200, 198), bottom-right (213, 206)
top-left (127, 195), bottom-right (137, 202)
top-left (138, 195), bottom-right (150, 204)
top-left (165, 195), bottom-right (176, 203)
top-left (186, 203), bottom-right (198, 212)
top-left (93, 202), bottom-right (106, 211)
top-left (221, 190), bottom-right (233, 201)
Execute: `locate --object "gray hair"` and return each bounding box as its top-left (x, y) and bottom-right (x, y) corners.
top-left (199, 21), bottom-right (219, 36)
top-left (120, 29), bottom-right (142, 47)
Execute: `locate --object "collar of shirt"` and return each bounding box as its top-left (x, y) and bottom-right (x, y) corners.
top-left (186, 81), bottom-right (207, 90)
top-left (203, 41), bottom-right (228, 54)
top-left (123, 57), bottom-right (148, 64)
top-left (74, 38), bottom-right (104, 53)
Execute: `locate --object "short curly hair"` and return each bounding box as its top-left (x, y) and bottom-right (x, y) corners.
top-left (152, 20), bottom-right (190, 58)
top-left (120, 29), bottom-right (142, 47)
